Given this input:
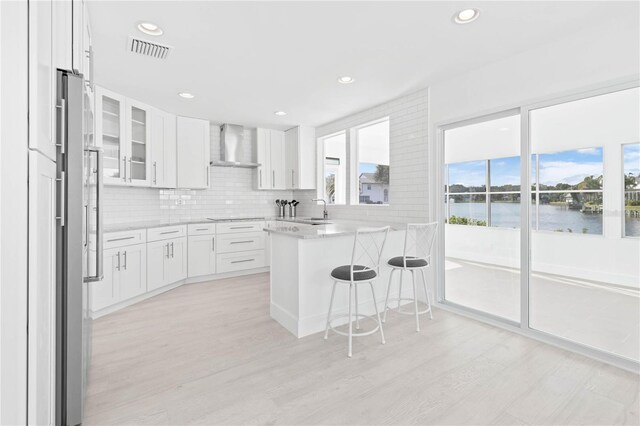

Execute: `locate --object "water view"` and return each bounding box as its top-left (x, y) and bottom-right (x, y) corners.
top-left (448, 202), bottom-right (640, 235)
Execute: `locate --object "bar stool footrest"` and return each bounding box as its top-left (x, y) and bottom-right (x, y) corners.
top-left (385, 297), bottom-right (432, 315)
top-left (328, 314), bottom-right (380, 337)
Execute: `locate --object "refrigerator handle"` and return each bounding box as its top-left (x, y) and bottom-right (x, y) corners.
top-left (84, 147), bottom-right (104, 282)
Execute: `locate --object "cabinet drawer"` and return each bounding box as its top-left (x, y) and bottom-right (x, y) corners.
top-left (103, 229), bottom-right (146, 250)
top-left (147, 225), bottom-right (186, 242)
top-left (217, 232), bottom-right (265, 253)
top-left (216, 221), bottom-right (265, 234)
top-left (188, 223), bottom-right (215, 235)
top-left (217, 250), bottom-right (266, 273)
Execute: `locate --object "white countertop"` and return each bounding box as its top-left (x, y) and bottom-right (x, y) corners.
top-left (103, 216), bottom-right (267, 233)
top-left (264, 219), bottom-right (404, 239)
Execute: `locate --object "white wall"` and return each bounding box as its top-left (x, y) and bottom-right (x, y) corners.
top-left (430, 16), bottom-right (639, 126)
top-left (297, 88), bottom-right (429, 223)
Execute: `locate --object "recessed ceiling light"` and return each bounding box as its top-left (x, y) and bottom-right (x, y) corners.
top-left (337, 76), bottom-right (355, 84)
top-left (274, 111), bottom-right (287, 117)
top-left (137, 22), bottom-right (163, 36)
top-left (454, 8), bottom-right (480, 24)
top-left (498, 127), bottom-right (509, 132)
top-left (178, 92), bottom-right (194, 99)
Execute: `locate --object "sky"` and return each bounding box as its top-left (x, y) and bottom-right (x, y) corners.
top-left (445, 146), bottom-right (627, 188)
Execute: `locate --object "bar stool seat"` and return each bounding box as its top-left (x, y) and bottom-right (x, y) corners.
top-left (383, 223), bottom-right (438, 332)
top-left (330, 265), bottom-right (377, 281)
top-left (387, 256), bottom-right (428, 268)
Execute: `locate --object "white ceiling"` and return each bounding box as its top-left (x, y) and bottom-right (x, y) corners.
top-left (88, 1), bottom-right (637, 130)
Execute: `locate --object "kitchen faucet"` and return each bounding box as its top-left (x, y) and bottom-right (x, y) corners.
top-left (312, 198), bottom-right (329, 220)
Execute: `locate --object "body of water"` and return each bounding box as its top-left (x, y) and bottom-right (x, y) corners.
top-left (448, 202), bottom-right (640, 236)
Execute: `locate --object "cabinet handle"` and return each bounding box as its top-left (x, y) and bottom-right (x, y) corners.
top-left (153, 161), bottom-right (157, 185)
top-left (230, 226), bottom-right (253, 229)
top-left (107, 236), bottom-right (135, 243)
top-left (206, 166), bottom-right (209, 187)
top-left (160, 230), bottom-right (179, 235)
top-left (272, 170), bottom-right (275, 188)
top-left (116, 251), bottom-right (121, 271)
top-left (212, 237), bottom-right (215, 252)
top-left (230, 240), bottom-right (254, 244)
top-left (123, 250), bottom-right (127, 270)
top-left (165, 243), bottom-right (170, 259)
top-left (231, 258), bottom-right (254, 264)
top-left (128, 158), bottom-right (132, 182)
top-left (259, 170), bottom-right (262, 187)
top-left (123, 156), bottom-right (127, 181)
top-left (171, 242), bottom-right (175, 258)
top-left (195, 227), bottom-right (208, 231)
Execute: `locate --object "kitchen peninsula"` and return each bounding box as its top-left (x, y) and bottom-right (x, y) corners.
top-left (265, 220), bottom-right (406, 337)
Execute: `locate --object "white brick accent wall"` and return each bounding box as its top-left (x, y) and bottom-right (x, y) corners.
top-left (295, 88), bottom-right (429, 224)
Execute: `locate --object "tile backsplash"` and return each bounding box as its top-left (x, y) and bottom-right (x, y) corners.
top-left (103, 127), bottom-right (295, 225)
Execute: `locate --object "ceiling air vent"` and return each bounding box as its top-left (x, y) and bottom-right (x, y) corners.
top-left (128, 36), bottom-right (171, 59)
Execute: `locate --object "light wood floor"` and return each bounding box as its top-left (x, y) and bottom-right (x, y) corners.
top-left (85, 272), bottom-right (640, 425)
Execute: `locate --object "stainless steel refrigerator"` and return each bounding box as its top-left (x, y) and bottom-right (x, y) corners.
top-left (55, 69), bottom-right (103, 425)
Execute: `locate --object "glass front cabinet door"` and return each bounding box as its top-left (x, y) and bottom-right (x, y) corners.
top-left (125, 99), bottom-right (152, 186)
top-left (95, 86), bottom-right (152, 186)
top-left (96, 86), bottom-right (126, 185)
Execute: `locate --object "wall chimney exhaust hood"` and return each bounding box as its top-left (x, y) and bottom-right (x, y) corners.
top-left (210, 124), bottom-right (260, 168)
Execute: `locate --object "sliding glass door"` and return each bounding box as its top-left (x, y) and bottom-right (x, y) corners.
top-left (443, 113), bottom-right (522, 322)
top-left (441, 84), bottom-right (640, 365)
top-left (528, 86), bottom-right (640, 361)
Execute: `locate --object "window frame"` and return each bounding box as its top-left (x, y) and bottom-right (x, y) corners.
top-left (531, 147), bottom-right (604, 235)
top-left (317, 130), bottom-right (348, 205)
top-left (622, 142), bottom-right (640, 238)
top-left (353, 116), bottom-right (391, 206)
top-left (316, 117), bottom-right (391, 207)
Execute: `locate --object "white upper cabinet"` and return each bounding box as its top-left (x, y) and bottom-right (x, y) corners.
top-left (150, 108), bottom-right (177, 188)
top-left (270, 130), bottom-right (286, 189)
top-left (177, 116), bottom-right (210, 189)
top-left (285, 126), bottom-right (316, 190)
top-left (95, 86), bottom-right (126, 184)
top-left (256, 128), bottom-right (272, 189)
top-left (255, 128), bottom-right (286, 190)
top-left (125, 99), bottom-right (153, 186)
top-left (96, 87), bottom-right (152, 187)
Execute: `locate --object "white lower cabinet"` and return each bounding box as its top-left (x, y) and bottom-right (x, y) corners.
top-left (217, 250), bottom-right (266, 273)
top-left (90, 243), bottom-right (147, 312)
top-left (147, 237), bottom-right (187, 291)
top-left (188, 234), bottom-right (216, 278)
top-left (119, 243), bottom-right (147, 300)
top-left (92, 222), bottom-right (267, 317)
top-left (90, 247), bottom-right (120, 311)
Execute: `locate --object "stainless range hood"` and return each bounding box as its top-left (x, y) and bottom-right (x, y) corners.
top-left (210, 124), bottom-right (260, 168)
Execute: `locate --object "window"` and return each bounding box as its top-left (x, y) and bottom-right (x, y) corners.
top-left (356, 118), bottom-right (390, 205)
top-left (531, 148), bottom-right (603, 234)
top-left (444, 114), bottom-right (521, 228)
top-left (624, 143), bottom-right (640, 237)
top-left (321, 133), bottom-right (347, 205)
